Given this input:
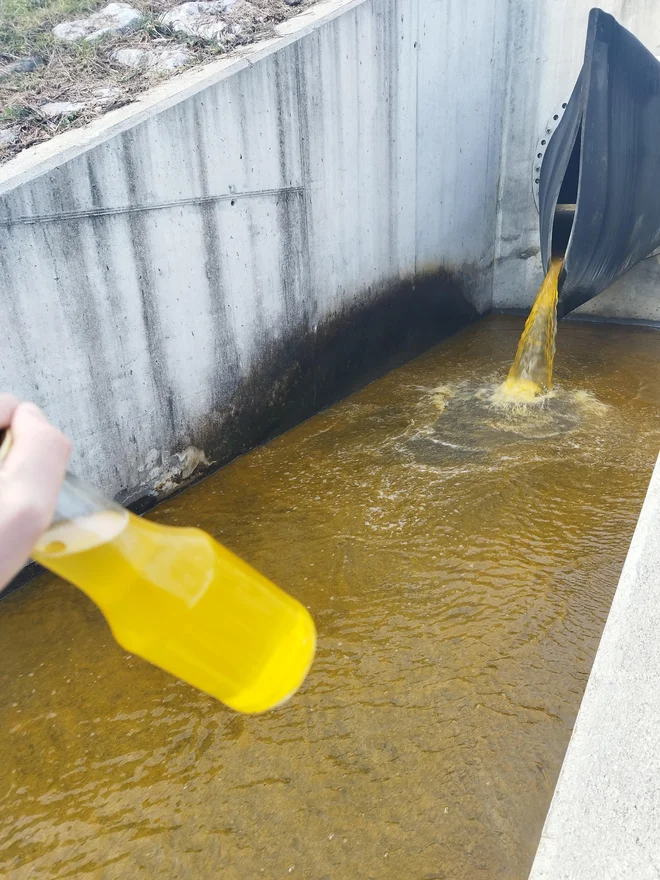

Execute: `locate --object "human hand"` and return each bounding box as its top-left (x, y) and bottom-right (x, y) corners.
top-left (0, 395), bottom-right (71, 591)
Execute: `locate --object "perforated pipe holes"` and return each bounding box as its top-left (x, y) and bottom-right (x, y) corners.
top-left (532, 100), bottom-right (568, 212)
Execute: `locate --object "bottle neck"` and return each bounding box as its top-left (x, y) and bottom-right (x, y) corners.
top-left (53, 472), bottom-right (125, 526)
top-left (0, 428), bottom-right (125, 527)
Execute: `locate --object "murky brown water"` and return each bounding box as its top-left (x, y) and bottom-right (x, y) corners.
top-left (2, 315), bottom-right (660, 880)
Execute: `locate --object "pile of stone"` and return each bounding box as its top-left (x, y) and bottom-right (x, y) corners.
top-left (51, 0), bottom-right (244, 48)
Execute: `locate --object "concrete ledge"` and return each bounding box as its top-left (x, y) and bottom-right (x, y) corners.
top-left (529, 454), bottom-right (660, 879)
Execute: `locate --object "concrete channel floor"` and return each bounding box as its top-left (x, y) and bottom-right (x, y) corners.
top-left (529, 454), bottom-right (660, 879)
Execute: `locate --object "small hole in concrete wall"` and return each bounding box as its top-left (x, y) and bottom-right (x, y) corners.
top-left (553, 114), bottom-right (559, 120)
top-left (535, 178), bottom-right (540, 184)
top-left (413, 41), bottom-right (418, 48)
top-left (562, 102), bottom-right (567, 108)
top-left (541, 139), bottom-right (546, 145)
top-left (537, 152), bottom-right (542, 158)
top-left (231, 200), bottom-right (236, 206)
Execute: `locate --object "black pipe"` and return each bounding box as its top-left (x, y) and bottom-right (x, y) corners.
top-left (538, 8), bottom-right (660, 318)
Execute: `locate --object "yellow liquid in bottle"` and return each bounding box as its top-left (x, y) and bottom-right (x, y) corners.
top-left (32, 511), bottom-right (316, 713)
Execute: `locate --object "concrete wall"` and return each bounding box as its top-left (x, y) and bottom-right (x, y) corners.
top-left (492, 0), bottom-right (660, 320)
top-left (0, 0), bottom-right (508, 506)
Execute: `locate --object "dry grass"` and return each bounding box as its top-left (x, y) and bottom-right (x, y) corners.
top-left (0, 0), bottom-right (311, 162)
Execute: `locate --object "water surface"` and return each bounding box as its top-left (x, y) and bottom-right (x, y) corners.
top-left (2, 315), bottom-right (660, 879)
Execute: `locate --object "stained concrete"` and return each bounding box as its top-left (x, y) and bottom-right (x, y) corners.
top-left (0, 0), bottom-right (508, 506)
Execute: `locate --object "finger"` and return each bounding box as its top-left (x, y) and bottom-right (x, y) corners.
top-left (4, 403), bottom-right (71, 523)
top-left (0, 394), bottom-right (20, 429)
top-left (13, 401), bottom-right (47, 424)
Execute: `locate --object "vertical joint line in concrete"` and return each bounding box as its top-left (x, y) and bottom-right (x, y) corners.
top-left (413, 0), bottom-right (420, 278)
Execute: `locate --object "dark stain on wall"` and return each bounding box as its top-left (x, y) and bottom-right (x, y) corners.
top-left (130, 263), bottom-right (481, 507)
top-left (4, 262), bottom-right (480, 597)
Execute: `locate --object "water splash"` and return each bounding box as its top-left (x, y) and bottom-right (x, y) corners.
top-left (402, 381), bottom-right (610, 468)
top-left (498, 259), bottom-right (563, 402)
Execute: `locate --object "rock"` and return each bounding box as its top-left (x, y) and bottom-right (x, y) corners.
top-left (0, 129), bottom-right (18, 148)
top-left (91, 86), bottom-right (122, 106)
top-left (160, 1), bottom-right (237, 41)
top-left (39, 101), bottom-right (86, 118)
top-left (113, 46), bottom-right (192, 72)
top-left (111, 47), bottom-right (146, 68)
top-left (11, 57), bottom-right (44, 73)
top-left (0, 57), bottom-right (45, 80)
top-left (156, 47), bottom-right (192, 70)
top-left (52, 3), bottom-right (143, 43)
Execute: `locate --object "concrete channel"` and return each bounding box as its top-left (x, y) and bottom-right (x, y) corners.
top-left (2, 0), bottom-right (660, 875)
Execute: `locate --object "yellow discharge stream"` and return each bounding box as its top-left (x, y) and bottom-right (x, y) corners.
top-left (499, 258), bottom-right (563, 401)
